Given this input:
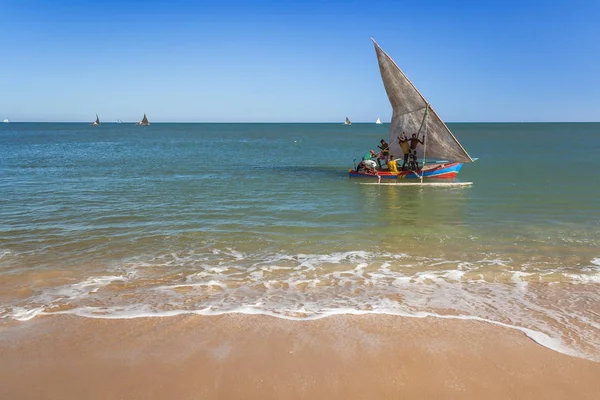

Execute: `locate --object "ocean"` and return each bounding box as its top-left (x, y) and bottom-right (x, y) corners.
top-left (1, 122), bottom-right (599, 360)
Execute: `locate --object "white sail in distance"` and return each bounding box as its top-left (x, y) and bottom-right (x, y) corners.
top-left (371, 39), bottom-right (473, 163)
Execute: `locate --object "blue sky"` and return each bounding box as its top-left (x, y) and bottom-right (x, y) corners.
top-left (1, 0), bottom-right (598, 122)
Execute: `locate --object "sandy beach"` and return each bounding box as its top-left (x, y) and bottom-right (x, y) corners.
top-left (1, 314), bottom-right (599, 399)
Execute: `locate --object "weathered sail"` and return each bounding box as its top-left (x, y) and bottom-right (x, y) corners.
top-left (95, 114), bottom-right (100, 124)
top-left (372, 39), bottom-right (472, 163)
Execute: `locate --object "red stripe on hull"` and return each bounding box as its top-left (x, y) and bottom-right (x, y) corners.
top-left (426, 171), bottom-right (458, 179)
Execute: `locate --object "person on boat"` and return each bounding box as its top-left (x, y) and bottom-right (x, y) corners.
top-left (357, 150), bottom-right (378, 173)
top-left (387, 154), bottom-right (398, 173)
top-left (398, 132), bottom-right (411, 171)
top-left (408, 133), bottom-right (424, 170)
top-left (377, 139), bottom-right (390, 168)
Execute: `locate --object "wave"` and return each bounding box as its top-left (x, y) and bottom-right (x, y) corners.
top-left (1, 249), bottom-right (599, 362)
top-left (9, 304), bottom-right (583, 363)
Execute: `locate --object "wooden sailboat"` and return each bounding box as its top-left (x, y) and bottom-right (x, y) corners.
top-left (349, 39), bottom-right (474, 180)
top-left (136, 113), bottom-right (150, 126)
top-left (344, 117), bottom-right (352, 125)
top-left (90, 114), bottom-right (100, 126)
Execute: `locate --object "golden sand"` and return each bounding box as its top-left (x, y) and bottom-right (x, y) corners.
top-left (1, 314), bottom-right (599, 399)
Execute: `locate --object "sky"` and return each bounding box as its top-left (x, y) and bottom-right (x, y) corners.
top-left (0, 0), bottom-right (599, 122)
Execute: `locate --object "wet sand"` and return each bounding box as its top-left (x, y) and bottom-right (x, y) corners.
top-left (1, 314), bottom-right (599, 399)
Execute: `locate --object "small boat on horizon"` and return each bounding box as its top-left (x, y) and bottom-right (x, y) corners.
top-left (2, 119), bottom-right (8, 123)
top-left (344, 117), bottom-right (352, 125)
top-left (90, 114), bottom-right (100, 126)
top-left (116, 120), bottom-right (122, 124)
top-left (376, 117), bottom-right (382, 124)
top-left (136, 113), bottom-right (150, 126)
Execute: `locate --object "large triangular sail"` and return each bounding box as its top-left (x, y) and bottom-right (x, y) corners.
top-left (372, 39), bottom-right (473, 163)
top-left (345, 117), bottom-right (352, 125)
top-left (95, 114), bottom-right (100, 124)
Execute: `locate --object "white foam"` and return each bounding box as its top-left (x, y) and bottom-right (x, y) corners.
top-left (591, 258), bottom-right (600, 266)
top-left (56, 275), bottom-right (126, 299)
top-left (443, 270), bottom-right (466, 282)
top-left (564, 273), bottom-right (600, 284)
top-left (260, 265), bottom-right (293, 272)
top-left (58, 305), bottom-right (212, 319)
top-left (511, 271), bottom-right (531, 290)
top-left (5, 249), bottom-right (600, 363)
top-left (225, 248), bottom-right (245, 260)
top-left (22, 305), bottom-right (584, 361)
top-left (12, 307), bottom-right (45, 321)
top-left (0, 249), bottom-right (13, 259)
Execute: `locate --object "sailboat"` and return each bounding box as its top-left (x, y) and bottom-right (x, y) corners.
top-left (349, 39), bottom-right (474, 180)
top-left (344, 117), bottom-right (352, 125)
top-left (2, 119), bottom-right (8, 123)
top-left (136, 113), bottom-right (150, 126)
top-left (90, 114), bottom-right (100, 126)
top-left (376, 117), bottom-right (382, 124)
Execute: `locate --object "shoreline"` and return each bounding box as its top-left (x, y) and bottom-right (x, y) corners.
top-left (11, 307), bottom-right (589, 362)
top-left (1, 313), bottom-right (599, 399)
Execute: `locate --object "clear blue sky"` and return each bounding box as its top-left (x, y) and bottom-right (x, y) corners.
top-left (1, 0), bottom-right (598, 122)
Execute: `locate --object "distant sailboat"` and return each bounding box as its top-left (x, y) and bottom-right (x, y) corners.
top-left (376, 117), bottom-right (382, 124)
top-left (136, 113), bottom-right (150, 126)
top-left (344, 117), bottom-right (352, 125)
top-left (2, 119), bottom-right (8, 123)
top-left (90, 114), bottom-right (100, 126)
top-left (116, 120), bottom-right (122, 124)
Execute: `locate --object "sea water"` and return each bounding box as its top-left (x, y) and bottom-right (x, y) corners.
top-left (1, 122), bottom-right (599, 360)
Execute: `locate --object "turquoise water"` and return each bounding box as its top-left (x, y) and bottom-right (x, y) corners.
top-left (1, 122), bottom-right (599, 360)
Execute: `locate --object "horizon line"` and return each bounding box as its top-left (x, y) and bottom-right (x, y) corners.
top-left (2, 121), bottom-right (600, 124)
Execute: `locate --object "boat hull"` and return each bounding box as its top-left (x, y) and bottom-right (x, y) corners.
top-left (348, 162), bottom-right (463, 179)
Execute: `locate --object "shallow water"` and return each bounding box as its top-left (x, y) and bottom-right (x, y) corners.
top-left (1, 122), bottom-right (599, 360)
